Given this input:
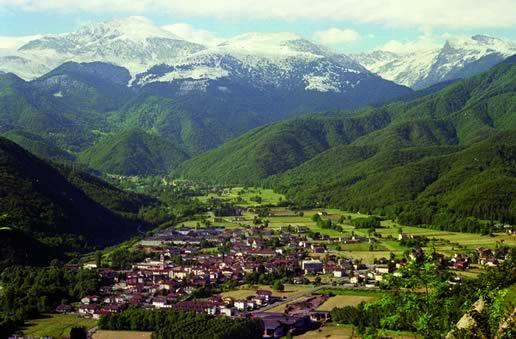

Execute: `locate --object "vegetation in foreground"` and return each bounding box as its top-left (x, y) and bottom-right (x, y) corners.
top-left (330, 251), bottom-right (516, 338)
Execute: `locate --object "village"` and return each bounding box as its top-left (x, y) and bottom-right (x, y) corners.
top-left (55, 204), bottom-right (514, 339)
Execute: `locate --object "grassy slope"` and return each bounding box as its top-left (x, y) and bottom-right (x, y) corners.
top-left (22, 314), bottom-right (97, 338)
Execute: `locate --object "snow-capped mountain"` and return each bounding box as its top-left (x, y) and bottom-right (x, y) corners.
top-left (135, 32), bottom-right (370, 93)
top-left (0, 17), bottom-right (405, 99)
top-left (0, 16), bottom-right (205, 79)
top-left (354, 35), bottom-right (516, 89)
top-left (0, 16), bottom-right (412, 130)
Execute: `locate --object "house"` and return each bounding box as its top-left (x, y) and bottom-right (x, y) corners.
top-left (152, 297), bottom-right (171, 309)
top-left (234, 300), bottom-right (247, 311)
top-left (222, 296), bottom-right (235, 305)
top-left (56, 304), bottom-right (73, 313)
top-left (333, 269), bottom-right (346, 278)
top-left (311, 245), bottom-right (325, 253)
top-left (78, 304), bottom-right (99, 316)
top-left (255, 313), bottom-right (311, 339)
top-left (81, 295), bottom-right (98, 304)
top-left (375, 265), bottom-right (391, 274)
top-left (83, 263), bottom-right (98, 270)
top-left (256, 290), bottom-right (273, 302)
top-left (301, 260), bottom-right (323, 274)
top-left (220, 306), bottom-right (236, 316)
top-left (350, 275), bottom-right (364, 285)
top-left (206, 306), bottom-right (218, 315)
top-left (309, 311), bottom-right (330, 322)
top-left (296, 226), bottom-right (308, 233)
top-left (453, 260), bottom-right (468, 270)
top-left (246, 300), bottom-right (256, 310)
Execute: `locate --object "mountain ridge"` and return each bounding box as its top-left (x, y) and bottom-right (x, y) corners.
top-left (354, 35), bottom-right (516, 89)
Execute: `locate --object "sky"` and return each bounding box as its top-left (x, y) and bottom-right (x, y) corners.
top-left (0, 0), bottom-right (515, 53)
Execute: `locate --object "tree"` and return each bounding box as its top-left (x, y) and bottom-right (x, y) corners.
top-left (272, 280), bottom-right (284, 291)
top-left (95, 251), bottom-right (102, 268)
top-left (70, 326), bottom-right (87, 339)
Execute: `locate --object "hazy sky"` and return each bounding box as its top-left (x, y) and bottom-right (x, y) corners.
top-left (1, 0), bottom-right (515, 53)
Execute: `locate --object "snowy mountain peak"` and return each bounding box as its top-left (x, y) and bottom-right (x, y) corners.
top-left (75, 16), bottom-right (181, 43)
top-left (215, 32), bottom-right (318, 57)
top-left (354, 34), bottom-right (516, 89)
top-left (224, 32), bottom-right (303, 44)
top-left (9, 17), bottom-right (206, 79)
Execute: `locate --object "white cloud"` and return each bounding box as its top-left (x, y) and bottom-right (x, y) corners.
top-left (0, 35), bottom-right (41, 50)
top-left (313, 28), bottom-right (360, 46)
top-left (162, 23), bottom-right (224, 46)
top-left (1, 0), bottom-right (515, 28)
top-left (380, 39), bottom-right (441, 54)
top-left (379, 29), bottom-right (441, 53)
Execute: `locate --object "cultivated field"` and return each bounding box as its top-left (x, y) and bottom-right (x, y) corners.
top-left (22, 314), bottom-right (97, 338)
top-left (316, 295), bottom-right (375, 311)
top-left (196, 187), bottom-right (285, 206)
top-left (295, 324), bottom-right (356, 338)
top-left (93, 330), bottom-right (152, 339)
top-left (175, 187), bottom-right (515, 267)
top-left (296, 323), bottom-right (420, 338)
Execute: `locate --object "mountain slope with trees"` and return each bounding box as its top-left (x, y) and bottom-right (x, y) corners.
top-left (177, 56), bottom-right (516, 184)
top-left (0, 137), bottom-right (154, 268)
top-left (78, 128), bottom-right (189, 175)
top-left (177, 57), bottom-right (516, 225)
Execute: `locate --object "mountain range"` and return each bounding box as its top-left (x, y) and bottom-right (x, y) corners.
top-left (1, 17), bottom-right (514, 91)
top-left (0, 17), bottom-right (420, 175)
top-left (354, 35), bottom-right (516, 89)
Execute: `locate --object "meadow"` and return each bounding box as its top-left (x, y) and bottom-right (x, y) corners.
top-left (22, 314), bottom-right (97, 338)
top-left (180, 189), bottom-right (516, 266)
top-left (93, 330), bottom-right (152, 339)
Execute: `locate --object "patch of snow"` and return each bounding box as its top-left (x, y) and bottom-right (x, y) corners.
top-left (53, 91), bottom-right (63, 97)
top-left (303, 74), bottom-right (340, 92)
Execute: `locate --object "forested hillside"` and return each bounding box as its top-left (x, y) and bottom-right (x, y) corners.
top-left (78, 128), bottom-right (189, 175)
top-left (0, 137), bottom-right (154, 268)
top-left (269, 131), bottom-right (516, 225)
top-left (177, 57), bottom-right (516, 225)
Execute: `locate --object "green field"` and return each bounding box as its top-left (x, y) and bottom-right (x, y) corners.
top-left (196, 187), bottom-right (285, 207)
top-left (316, 295), bottom-right (376, 311)
top-left (178, 188), bottom-right (515, 265)
top-left (296, 323), bottom-right (419, 339)
top-left (22, 314), bottom-right (97, 338)
top-left (93, 330), bottom-right (152, 339)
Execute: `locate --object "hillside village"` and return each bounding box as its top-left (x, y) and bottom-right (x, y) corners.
top-left (53, 204), bottom-right (514, 338)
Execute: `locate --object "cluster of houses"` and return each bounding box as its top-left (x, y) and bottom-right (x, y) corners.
top-left (55, 224), bottom-right (512, 338)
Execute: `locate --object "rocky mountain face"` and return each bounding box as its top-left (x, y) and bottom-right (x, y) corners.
top-left (354, 35), bottom-right (516, 89)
